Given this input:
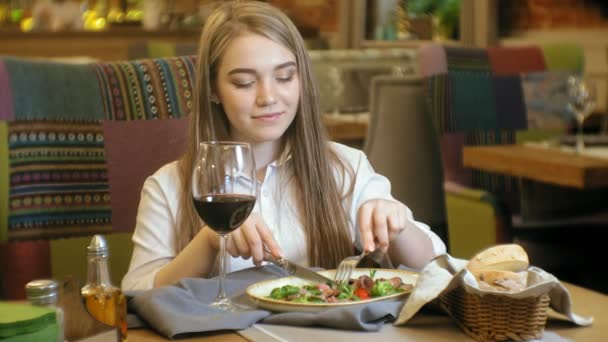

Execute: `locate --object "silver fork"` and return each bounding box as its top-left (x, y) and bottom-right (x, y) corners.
top-left (333, 250), bottom-right (369, 285)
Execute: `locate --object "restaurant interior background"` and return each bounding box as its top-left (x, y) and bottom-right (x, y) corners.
top-left (1, 0), bottom-right (607, 301)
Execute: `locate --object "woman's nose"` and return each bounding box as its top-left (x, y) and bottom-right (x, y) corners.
top-left (255, 81), bottom-right (277, 107)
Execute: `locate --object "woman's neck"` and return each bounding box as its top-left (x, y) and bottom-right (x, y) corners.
top-left (251, 140), bottom-right (282, 181)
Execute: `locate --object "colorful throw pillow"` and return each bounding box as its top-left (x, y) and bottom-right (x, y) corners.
top-left (94, 56), bottom-right (197, 120)
top-left (7, 121), bottom-right (111, 240)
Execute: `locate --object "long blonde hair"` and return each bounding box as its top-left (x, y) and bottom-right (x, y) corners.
top-left (176, 0), bottom-right (354, 268)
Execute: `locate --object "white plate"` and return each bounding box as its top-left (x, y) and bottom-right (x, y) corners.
top-left (246, 268), bottom-right (418, 313)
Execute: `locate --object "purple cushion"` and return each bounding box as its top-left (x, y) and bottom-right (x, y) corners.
top-left (103, 117), bottom-right (189, 232)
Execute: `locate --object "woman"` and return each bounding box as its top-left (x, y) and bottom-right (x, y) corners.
top-left (122, 1), bottom-right (445, 291)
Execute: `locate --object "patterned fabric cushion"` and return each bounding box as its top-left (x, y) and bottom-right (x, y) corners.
top-left (94, 56), bottom-right (197, 120)
top-left (7, 121), bottom-right (111, 240)
top-left (1, 57), bottom-right (105, 121)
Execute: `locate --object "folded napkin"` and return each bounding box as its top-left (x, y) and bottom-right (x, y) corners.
top-left (127, 265), bottom-right (405, 339)
top-left (394, 254), bottom-right (593, 326)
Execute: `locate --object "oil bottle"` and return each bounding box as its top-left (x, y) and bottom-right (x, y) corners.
top-left (81, 234), bottom-right (127, 341)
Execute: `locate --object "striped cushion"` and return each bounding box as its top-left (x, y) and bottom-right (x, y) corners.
top-left (7, 121), bottom-right (111, 240)
top-left (94, 56), bottom-right (197, 120)
top-left (466, 130), bottom-right (518, 196)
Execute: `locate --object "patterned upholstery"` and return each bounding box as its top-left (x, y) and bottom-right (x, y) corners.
top-left (0, 55), bottom-right (195, 299)
top-left (417, 43), bottom-right (594, 260)
top-left (419, 44), bottom-right (524, 195)
top-left (6, 121), bottom-right (111, 241)
top-left (94, 56), bottom-right (196, 120)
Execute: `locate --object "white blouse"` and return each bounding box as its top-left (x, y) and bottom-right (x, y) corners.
top-left (121, 142), bottom-right (446, 291)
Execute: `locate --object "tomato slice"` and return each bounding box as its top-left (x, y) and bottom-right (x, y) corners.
top-left (354, 288), bottom-right (370, 300)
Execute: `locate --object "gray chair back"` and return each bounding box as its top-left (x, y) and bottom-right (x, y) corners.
top-left (364, 76), bottom-right (449, 248)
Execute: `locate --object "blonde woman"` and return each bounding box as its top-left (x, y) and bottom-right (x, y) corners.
top-left (122, 1), bottom-right (445, 291)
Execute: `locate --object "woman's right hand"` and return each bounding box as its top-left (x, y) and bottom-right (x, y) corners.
top-left (218, 212), bottom-right (283, 266)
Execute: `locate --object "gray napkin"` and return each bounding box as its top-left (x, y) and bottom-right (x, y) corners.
top-left (127, 265), bottom-right (405, 339)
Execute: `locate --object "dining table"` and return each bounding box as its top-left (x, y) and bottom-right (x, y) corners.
top-left (321, 113), bottom-right (369, 145)
top-left (127, 281), bottom-right (607, 342)
top-left (462, 144), bottom-right (608, 189)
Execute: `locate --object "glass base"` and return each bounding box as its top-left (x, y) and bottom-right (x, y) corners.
top-left (209, 297), bottom-right (239, 312)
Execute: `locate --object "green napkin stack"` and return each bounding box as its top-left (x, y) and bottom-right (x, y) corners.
top-left (0, 302), bottom-right (58, 341)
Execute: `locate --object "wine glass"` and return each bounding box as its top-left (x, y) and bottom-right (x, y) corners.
top-left (566, 76), bottom-right (597, 154)
top-left (192, 141), bottom-right (257, 311)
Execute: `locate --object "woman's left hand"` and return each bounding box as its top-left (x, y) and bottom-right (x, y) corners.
top-left (357, 199), bottom-right (407, 253)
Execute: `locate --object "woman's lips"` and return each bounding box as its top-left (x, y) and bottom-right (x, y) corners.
top-left (253, 111), bottom-right (284, 122)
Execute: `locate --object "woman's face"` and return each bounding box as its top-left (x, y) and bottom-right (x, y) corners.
top-left (215, 32), bottom-right (300, 144)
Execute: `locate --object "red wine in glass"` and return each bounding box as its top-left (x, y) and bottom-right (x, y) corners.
top-left (192, 141), bottom-right (257, 311)
top-left (192, 194), bottom-right (256, 234)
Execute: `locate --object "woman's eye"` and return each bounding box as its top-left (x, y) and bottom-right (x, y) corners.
top-left (276, 74), bottom-right (294, 83)
top-left (233, 81), bottom-right (254, 88)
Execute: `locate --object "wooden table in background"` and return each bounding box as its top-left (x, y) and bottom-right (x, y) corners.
top-left (128, 282), bottom-right (607, 341)
top-left (322, 114), bottom-right (369, 146)
top-left (463, 145), bottom-right (608, 189)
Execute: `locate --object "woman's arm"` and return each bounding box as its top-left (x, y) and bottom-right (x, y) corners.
top-left (154, 227), bottom-right (218, 287)
top-left (343, 146), bottom-right (446, 269)
top-left (121, 164), bottom-right (219, 291)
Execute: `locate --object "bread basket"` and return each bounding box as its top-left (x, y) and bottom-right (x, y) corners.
top-left (439, 282), bottom-right (551, 342)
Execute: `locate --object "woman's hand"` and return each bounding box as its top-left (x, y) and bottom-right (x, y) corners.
top-left (214, 212), bottom-right (283, 266)
top-left (357, 199), bottom-right (407, 253)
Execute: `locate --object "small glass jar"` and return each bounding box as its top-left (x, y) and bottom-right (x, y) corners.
top-left (25, 279), bottom-right (64, 342)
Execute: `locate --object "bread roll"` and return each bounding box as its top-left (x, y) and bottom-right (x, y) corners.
top-left (466, 244), bottom-right (529, 273)
top-left (476, 270), bottom-right (527, 292)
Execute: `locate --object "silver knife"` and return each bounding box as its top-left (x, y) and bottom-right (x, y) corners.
top-left (265, 254), bottom-right (334, 285)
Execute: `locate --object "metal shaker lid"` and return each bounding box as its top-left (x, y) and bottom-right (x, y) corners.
top-left (87, 234), bottom-right (109, 257)
top-left (25, 279), bottom-right (59, 303)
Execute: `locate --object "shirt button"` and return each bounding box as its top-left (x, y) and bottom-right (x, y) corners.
top-left (263, 190), bottom-right (270, 197)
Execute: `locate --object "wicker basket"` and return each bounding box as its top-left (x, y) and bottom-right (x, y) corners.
top-left (439, 286), bottom-right (551, 342)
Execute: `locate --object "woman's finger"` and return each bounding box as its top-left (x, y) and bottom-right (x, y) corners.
top-left (372, 205), bottom-right (389, 252)
top-left (231, 228), bottom-right (252, 259)
top-left (256, 219), bottom-right (283, 260)
top-left (387, 205), bottom-right (402, 240)
top-left (224, 231), bottom-right (239, 257)
top-left (241, 222), bottom-right (265, 265)
top-left (357, 202), bottom-right (375, 252)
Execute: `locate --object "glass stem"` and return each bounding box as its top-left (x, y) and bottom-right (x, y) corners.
top-left (576, 118), bottom-right (585, 154)
top-left (217, 234), bottom-right (228, 301)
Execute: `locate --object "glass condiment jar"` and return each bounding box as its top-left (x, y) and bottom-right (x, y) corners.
top-left (25, 279), bottom-right (64, 342)
top-left (81, 235), bottom-right (127, 341)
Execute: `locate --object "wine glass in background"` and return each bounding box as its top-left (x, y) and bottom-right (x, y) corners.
top-left (192, 141), bottom-right (257, 311)
top-left (567, 76), bottom-right (597, 154)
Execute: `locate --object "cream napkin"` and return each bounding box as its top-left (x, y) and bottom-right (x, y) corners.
top-left (394, 254), bottom-right (593, 326)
